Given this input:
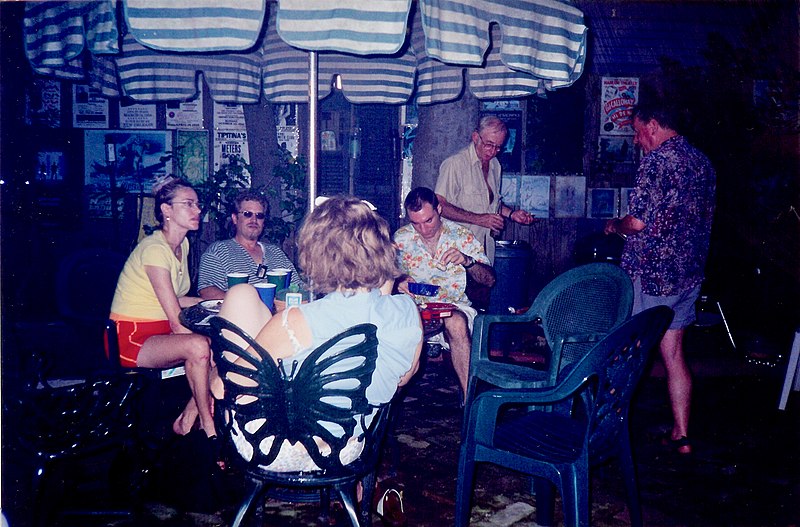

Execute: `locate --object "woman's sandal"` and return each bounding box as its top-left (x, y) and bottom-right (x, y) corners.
top-left (376, 488), bottom-right (407, 527)
top-left (206, 434), bottom-right (227, 471)
top-left (662, 435), bottom-right (693, 455)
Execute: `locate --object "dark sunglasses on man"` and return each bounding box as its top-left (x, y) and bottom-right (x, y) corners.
top-left (238, 210), bottom-right (266, 220)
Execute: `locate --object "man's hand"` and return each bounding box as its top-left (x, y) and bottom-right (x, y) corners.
top-left (440, 247), bottom-right (471, 267)
top-left (510, 209), bottom-right (535, 225)
top-left (604, 215), bottom-right (645, 237)
top-left (478, 212), bottom-right (505, 232)
top-left (396, 277), bottom-right (416, 297)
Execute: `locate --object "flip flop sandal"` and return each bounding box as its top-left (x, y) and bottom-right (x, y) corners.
top-left (376, 488), bottom-right (407, 527)
top-left (662, 435), bottom-right (693, 455)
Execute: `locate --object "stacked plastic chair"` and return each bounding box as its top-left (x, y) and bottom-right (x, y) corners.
top-left (456, 306), bottom-right (673, 527)
top-left (463, 262), bottom-right (634, 435)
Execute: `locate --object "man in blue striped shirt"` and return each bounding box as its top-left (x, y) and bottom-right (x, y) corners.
top-left (198, 190), bottom-right (300, 300)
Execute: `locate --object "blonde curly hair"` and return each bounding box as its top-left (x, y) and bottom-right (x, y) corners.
top-left (297, 196), bottom-right (398, 294)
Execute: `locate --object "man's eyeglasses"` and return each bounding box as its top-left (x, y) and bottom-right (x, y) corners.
top-left (170, 200), bottom-right (200, 209)
top-left (238, 210), bottom-right (266, 220)
top-left (478, 134), bottom-right (503, 152)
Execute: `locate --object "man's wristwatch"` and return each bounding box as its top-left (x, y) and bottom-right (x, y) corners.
top-left (463, 255), bottom-right (476, 269)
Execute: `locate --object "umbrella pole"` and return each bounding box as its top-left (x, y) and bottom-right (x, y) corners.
top-left (308, 51), bottom-right (318, 214)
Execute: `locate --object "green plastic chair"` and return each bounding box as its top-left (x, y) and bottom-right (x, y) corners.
top-left (463, 262), bottom-right (634, 431)
top-left (456, 306), bottom-right (673, 527)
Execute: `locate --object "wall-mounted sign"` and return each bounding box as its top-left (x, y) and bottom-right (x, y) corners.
top-left (600, 77), bottom-right (638, 136)
top-left (119, 100), bottom-right (157, 129)
top-left (72, 84), bottom-right (109, 129)
top-left (166, 98), bottom-right (204, 130)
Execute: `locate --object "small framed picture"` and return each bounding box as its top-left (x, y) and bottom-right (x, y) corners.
top-left (554, 175), bottom-right (586, 218)
top-left (620, 187), bottom-right (635, 216)
top-left (588, 188), bottom-right (619, 219)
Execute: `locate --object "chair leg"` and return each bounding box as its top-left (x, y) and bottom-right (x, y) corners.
top-left (336, 482), bottom-right (362, 527)
top-left (454, 444), bottom-right (476, 527)
top-left (619, 437), bottom-right (643, 527)
top-left (778, 329), bottom-right (800, 410)
top-left (32, 457), bottom-right (53, 527)
top-left (360, 472), bottom-right (377, 527)
top-left (561, 466), bottom-right (589, 527)
top-left (231, 479), bottom-right (266, 527)
top-left (533, 477), bottom-right (556, 527)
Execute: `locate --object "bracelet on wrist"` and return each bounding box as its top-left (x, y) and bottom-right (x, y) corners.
top-left (464, 256), bottom-right (476, 269)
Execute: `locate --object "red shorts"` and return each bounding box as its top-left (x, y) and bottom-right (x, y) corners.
top-left (108, 319), bottom-right (171, 368)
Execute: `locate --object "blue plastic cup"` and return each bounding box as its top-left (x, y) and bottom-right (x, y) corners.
top-left (273, 267), bottom-right (293, 288)
top-left (254, 282), bottom-right (277, 311)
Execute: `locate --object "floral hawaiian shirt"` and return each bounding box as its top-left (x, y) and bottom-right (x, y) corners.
top-left (394, 218), bottom-right (490, 305)
top-left (622, 135), bottom-right (716, 296)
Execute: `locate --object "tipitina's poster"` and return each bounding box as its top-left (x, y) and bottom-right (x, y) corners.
top-left (600, 77), bottom-right (638, 136)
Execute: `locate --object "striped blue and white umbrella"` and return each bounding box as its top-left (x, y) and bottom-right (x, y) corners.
top-left (24, 0), bottom-right (587, 104)
top-left (24, 0), bottom-right (587, 205)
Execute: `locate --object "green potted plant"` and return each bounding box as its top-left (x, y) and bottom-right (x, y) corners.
top-left (261, 146), bottom-right (308, 247)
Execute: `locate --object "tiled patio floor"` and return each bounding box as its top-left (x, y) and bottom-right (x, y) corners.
top-left (3, 325), bottom-right (799, 527)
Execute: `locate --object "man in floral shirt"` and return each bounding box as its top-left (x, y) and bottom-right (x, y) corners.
top-left (394, 187), bottom-right (495, 395)
top-left (605, 103), bottom-right (716, 455)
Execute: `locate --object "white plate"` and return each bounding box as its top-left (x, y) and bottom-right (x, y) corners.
top-left (200, 300), bottom-right (223, 313)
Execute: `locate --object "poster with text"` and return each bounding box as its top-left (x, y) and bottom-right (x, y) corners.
top-left (72, 84), bottom-right (109, 128)
top-left (600, 77), bottom-right (638, 135)
top-left (213, 130), bottom-right (251, 183)
top-left (119, 100), bottom-right (157, 129)
top-left (26, 79), bottom-right (61, 128)
top-left (166, 98), bottom-right (204, 129)
top-left (213, 102), bottom-right (246, 130)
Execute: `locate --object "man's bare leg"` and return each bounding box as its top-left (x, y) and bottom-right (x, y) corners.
top-left (443, 311), bottom-right (471, 398)
top-left (660, 328), bottom-right (692, 454)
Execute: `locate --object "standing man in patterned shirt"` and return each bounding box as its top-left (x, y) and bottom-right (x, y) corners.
top-left (198, 190), bottom-right (300, 299)
top-left (394, 187), bottom-right (495, 395)
top-left (605, 103), bottom-right (716, 455)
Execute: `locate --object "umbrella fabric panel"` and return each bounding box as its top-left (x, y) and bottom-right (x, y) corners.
top-left (276, 0), bottom-right (412, 55)
top-left (24, 0), bottom-right (118, 71)
top-left (420, 0), bottom-right (586, 87)
top-left (410, 8), bottom-right (464, 106)
top-left (262, 10), bottom-right (416, 104)
top-left (90, 55), bottom-right (122, 98)
top-left (116, 34), bottom-right (262, 103)
top-left (124, 0), bottom-right (267, 53)
top-left (467, 24), bottom-right (549, 99)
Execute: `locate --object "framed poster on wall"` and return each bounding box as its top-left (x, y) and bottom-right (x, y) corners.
top-left (554, 175), bottom-right (586, 218)
top-left (588, 188), bottom-right (619, 219)
top-left (600, 77), bottom-right (638, 136)
top-left (84, 130), bottom-right (172, 218)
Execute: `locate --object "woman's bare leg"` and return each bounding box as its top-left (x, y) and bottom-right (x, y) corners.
top-left (138, 333), bottom-right (216, 437)
top-left (218, 284), bottom-right (273, 349)
top-left (173, 397), bottom-right (199, 435)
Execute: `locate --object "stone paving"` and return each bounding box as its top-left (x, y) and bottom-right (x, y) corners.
top-left (3, 325), bottom-right (799, 526)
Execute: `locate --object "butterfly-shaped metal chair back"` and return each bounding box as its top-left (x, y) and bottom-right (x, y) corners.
top-left (209, 316), bottom-right (386, 527)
